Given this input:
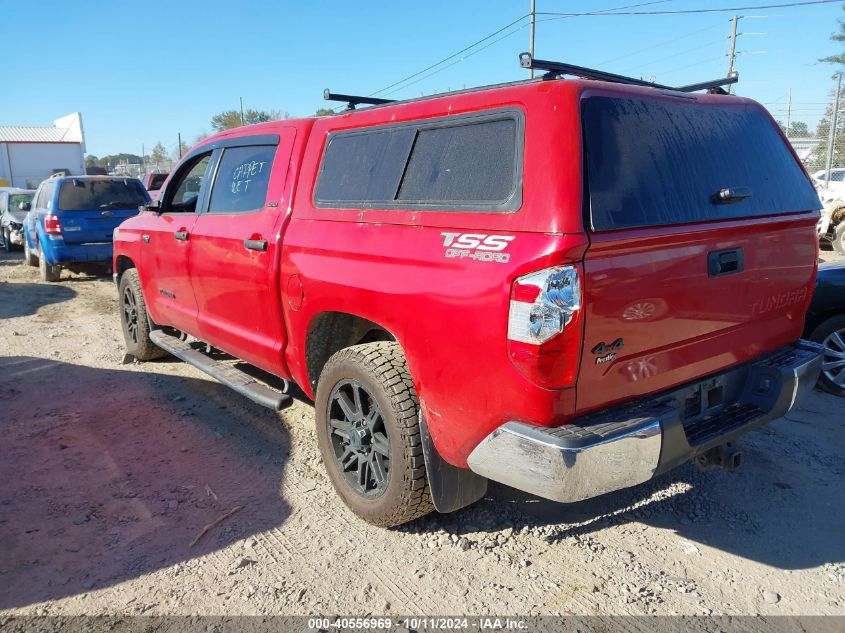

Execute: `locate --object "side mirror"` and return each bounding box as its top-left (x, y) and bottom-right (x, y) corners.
top-left (19, 201), bottom-right (31, 211)
top-left (144, 199), bottom-right (162, 214)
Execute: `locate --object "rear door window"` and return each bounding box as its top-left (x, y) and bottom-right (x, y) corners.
top-left (208, 145), bottom-right (277, 214)
top-left (58, 179), bottom-right (148, 211)
top-left (583, 96), bottom-right (821, 231)
top-left (315, 110), bottom-right (522, 211)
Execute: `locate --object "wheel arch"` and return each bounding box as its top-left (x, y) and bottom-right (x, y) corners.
top-left (114, 255), bottom-right (136, 283)
top-left (304, 311), bottom-right (397, 393)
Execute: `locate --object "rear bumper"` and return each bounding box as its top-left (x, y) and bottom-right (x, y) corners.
top-left (42, 240), bottom-right (114, 265)
top-left (466, 340), bottom-right (823, 503)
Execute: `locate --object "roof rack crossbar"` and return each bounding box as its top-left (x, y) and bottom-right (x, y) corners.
top-left (323, 89), bottom-right (395, 110)
top-left (673, 74), bottom-right (739, 95)
top-left (518, 53), bottom-right (738, 95)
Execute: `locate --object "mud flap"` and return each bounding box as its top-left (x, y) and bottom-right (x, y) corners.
top-left (419, 413), bottom-right (488, 513)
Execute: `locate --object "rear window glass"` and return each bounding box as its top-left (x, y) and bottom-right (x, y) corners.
top-left (396, 119), bottom-right (517, 203)
top-left (58, 179), bottom-right (148, 211)
top-left (147, 173), bottom-right (167, 190)
top-left (208, 145), bottom-right (277, 213)
top-left (315, 111), bottom-right (521, 211)
top-left (8, 193), bottom-right (32, 210)
top-left (583, 97), bottom-right (821, 231)
top-left (314, 128), bottom-right (416, 204)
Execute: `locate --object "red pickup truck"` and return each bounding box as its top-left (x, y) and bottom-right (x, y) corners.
top-left (114, 58), bottom-right (823, 526)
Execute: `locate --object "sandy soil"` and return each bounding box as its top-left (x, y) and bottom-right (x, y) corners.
top-left (0, 248), bottom-right (844, 617)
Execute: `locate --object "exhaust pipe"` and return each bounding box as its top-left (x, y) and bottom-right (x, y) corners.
top-left (695, 442), bottom-right (742, 472)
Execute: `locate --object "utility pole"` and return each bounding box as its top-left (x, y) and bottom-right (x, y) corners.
top-left (785, 88), bottom-right (792, 138)
top-left (141, 143), bottom-right (145, 175)
top-left (529, 0), bottom-right (536, 79)
top-left (726, 15), bottom-right (740, 93)
top-left (178, 133), bottom-right (183, 159)
top-left (825, 73), bottom-right (842, 189)
top-left (240, 97), bottom-right (245, 126)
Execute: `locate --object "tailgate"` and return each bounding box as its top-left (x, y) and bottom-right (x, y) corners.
top-left (576, 94), bottom-right (820, 414)
top-left (60, 208), bottom-right (139, 244)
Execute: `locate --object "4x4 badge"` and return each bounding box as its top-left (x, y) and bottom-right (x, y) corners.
top-left (591, 338), bottom-right (624, 355)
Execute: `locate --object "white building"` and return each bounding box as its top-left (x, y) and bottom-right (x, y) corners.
top-left (788, 137), bottom-right (820, 164)
top-left (0, 113), bottom-right (86, 189)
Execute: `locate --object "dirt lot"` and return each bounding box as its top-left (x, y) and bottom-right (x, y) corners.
top-left (0, 248), bottom-right (844, 617)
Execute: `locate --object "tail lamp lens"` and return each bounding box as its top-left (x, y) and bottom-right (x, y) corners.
top-left (44, 214), bottom-right (62, 235)
top-left (507, 265), bottom-right (583, 388)
top-left (508, 266), bottom-right (581, 344)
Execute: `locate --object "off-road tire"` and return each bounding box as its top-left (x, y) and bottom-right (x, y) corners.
top-left (23, 238), bottom-right (38, 266)
top-left (119, 268), bottom-right (168, 361)
top-left (3, 228), bottom-right (11, 253)
top-left (810, 315), bottom-right (845, 397)
top-left (315, 342), bottom-right (434, 527)
top-left (38, 249), bottom-right (61, 282)
top-left (833, 222), bottom-right (845, 255)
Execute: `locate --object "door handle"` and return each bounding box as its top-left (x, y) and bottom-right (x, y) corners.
top-left (142, 234), bottom-right (150, 244)
top-left (708, 248), bottom-right (744, 277)
top-left (244, 239), bottom-right (268, 252)
top-left (174, 231), bottom-right (190, 241)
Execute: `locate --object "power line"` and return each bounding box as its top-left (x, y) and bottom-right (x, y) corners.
top-left (368, 14), bottom-right (529, 97)
top-left (617, 40), bottom-right (723, 74)
top-left (596, 22), bottom-right (723, 66)
top-left (369, 1), bottom-right (671, 98)
top-left (360, 0), bottom-right (836, 105)
top-left (536, 0), bottom-right (839, 17)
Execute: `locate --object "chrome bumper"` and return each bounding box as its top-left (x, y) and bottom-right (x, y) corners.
top-left (9, 228), bottom-right (24, 245)
top-left (467, 340), bottom-right (823, 503)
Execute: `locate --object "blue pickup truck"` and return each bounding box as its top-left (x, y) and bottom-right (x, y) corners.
top-left (24, 175), bottom-right (149, 281)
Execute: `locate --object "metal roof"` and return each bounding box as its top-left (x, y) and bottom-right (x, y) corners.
top-left (0, 126), bottom-right (77, 143)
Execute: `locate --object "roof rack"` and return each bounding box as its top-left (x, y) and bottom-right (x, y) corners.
top-left (518, 53), bottom-right (738, 95)
top-left (323, 89), bottom-right (395, 110)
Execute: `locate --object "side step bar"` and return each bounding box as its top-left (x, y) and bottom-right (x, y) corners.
top-left (149, 330), bottom-right (292, 411)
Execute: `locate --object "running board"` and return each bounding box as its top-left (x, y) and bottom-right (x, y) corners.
top-left (149, 330), bottom-right (292, 411)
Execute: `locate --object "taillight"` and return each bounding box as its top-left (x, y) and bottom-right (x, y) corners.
top-left (507, 265), bottom-right (583, 388)
top-left (44, 214), bottom-right (62, 235)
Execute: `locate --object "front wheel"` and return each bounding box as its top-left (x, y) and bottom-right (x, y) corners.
top-left (38, 249), bottom-right (61, 282)
top-left (810, 315), bottom-right (845, 396)
top-left (119, 268), bottom-right (167, 361)
top-left (3, 229), bottom-right (11, 253)
top-left (315, 342), bottom-right (433, 527)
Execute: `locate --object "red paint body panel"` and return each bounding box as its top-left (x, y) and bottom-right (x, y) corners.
top-left (577, 215), bottom-right (818, 413)
top-left (113, 78), bottom-right (820, 469)
top-left (189, 127), bottom-right (298, 373)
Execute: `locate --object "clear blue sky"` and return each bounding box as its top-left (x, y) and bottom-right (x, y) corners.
top-left (2, 0), bottom-right (843, 157)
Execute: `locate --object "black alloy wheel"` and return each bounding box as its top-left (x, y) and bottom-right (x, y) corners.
top-left (123, 283), bottom-right (140, 346)
top-left (327, 379), bottom-right (391, 497)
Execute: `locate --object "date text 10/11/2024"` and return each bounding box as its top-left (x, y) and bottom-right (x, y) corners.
top-left (307, 617), bottom-right (529, 630)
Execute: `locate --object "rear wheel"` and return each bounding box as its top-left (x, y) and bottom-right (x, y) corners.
top-left (810, 315), bottom-right (845, 396)
top-left (315, 342), bottom-right (433, 527)
top-left (119, 268), bottom-right (167, 361)
top-left (23, 237), bottom-right (37, 266)
top-left (833, 222), bottom-right (845, 255)
top-left (38, 249), bottom-right (61, 282)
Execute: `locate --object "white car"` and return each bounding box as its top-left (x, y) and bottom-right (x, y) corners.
top-left (811, 168), bottom-right (845, 197)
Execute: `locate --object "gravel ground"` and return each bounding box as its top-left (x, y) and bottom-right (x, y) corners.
top-left (0, 248), bottom-right (844, 617)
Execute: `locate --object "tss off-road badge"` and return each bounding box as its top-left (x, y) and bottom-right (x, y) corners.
top-left (440, 232), bottom-right (515, 263)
